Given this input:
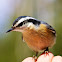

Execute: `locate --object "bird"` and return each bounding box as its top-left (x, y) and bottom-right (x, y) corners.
top-left (6, 16), bottom-right (56, 56)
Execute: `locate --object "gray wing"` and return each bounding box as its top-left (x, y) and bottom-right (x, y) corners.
top-left (47, 24), bottom-right (56, 35)
top-left (41, 21), bottom-right (56, 36)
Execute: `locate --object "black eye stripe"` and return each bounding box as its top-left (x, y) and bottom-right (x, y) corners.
top-left (16, 22), bottom-right (23, 27)
top-left (16, 20), bottom-right (27, 27)
top-left (27, 19), bottom-right (40, 25)
top-left (16, 19), bottom-right (41, 27)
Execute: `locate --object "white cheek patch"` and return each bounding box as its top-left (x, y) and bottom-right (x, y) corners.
top-left (27, 23), bottom-right (33, 27)
top-left (14, 17), bottom-right (36, 27)
top-left (27, 23), bottom-right (38, 30)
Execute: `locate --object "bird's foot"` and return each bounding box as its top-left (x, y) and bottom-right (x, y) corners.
top-left (35, 56), bottom-right (37, 62)
top-left (33, 55), bottom-right (37, 62)
top-left (44, 51), bottom-right (49, 56)
top-left (41, 51), bottom-right (48, 55)
top-left (41, 47), bottom-right (50, 56)
top-left (41, 51), bottom-right (52, 57)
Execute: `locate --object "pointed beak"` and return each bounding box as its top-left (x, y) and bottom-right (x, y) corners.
top-left (6, 27), bottom-right (15, 33)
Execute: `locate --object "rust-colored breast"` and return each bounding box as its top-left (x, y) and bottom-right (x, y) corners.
top-left (22, 24), bottom-right (56, 52)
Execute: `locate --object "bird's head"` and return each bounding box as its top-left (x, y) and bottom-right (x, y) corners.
top-left (6, 16), bottom-right (41, 33)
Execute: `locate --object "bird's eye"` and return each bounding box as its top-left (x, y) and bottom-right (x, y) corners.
top-left (23, 21), bottom-right (27, 25)
top-left (24, 22), bottom-right (25, 24)
top-left (23, 22), bottom-right (25, 25)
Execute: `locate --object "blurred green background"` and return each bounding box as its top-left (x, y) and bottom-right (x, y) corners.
top-left (0, 0), bottom-right (62, 62)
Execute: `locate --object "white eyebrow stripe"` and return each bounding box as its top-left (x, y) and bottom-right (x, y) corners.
top-left (14, 17), bottom-right (36, 27)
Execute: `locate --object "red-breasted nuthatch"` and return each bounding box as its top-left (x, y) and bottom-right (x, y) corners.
top-left (6, 16), bottom-right (56, 56)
